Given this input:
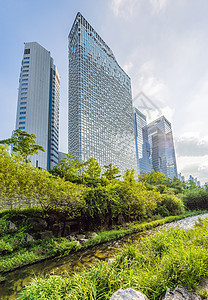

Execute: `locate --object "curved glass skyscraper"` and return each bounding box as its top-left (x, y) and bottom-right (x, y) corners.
top-left (68, 13), bottom-right (137, 174)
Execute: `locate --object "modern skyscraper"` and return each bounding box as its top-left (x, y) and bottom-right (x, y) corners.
top-left (68, 13), bottom-right (137, 174)
top-left (15, 42), bottom-right (60, 170)
top-left (133, 107), bottom-right (152, 175)
top-left (147, 116), bottom-right (178, 179)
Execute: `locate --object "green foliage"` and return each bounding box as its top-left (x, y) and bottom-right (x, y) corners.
top-left (19, 275), bottom-right (71, 300)
top-left (0, 144), bottom-right (186, 230)
top-left (198, 289), bottom-right (208, 299)
top-left (81, 157), bottom-right (102, 186)
top-left (50, 154), bottom-right (82, 183)
top-left (83, 177), bottom-right (185, 227)
top-left (139, 170), bottom-right (166, 185)
top-left (0, 129), bottom-right (45, 163)
top-left (102, 163), bottom-right (121, 180)
top-left (0, 145), bottom-right (85, 213)
top-left (0, 211), bottom-right (202, 273)
top-left (183, 188), bottom-right (208, 210)
top-left (156, 194), bottom-right (185, 217)
top-left (19, 219), bottom-right (208, 300)
top-left (139, 171), bottom-right (185, 195)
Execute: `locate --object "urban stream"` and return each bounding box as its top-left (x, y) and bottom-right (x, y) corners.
top-left (1, 213), bottom-right (208, 299)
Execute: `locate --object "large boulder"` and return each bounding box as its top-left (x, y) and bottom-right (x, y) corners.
top-left (52, 222), bottom-right (64, 237)
top-left (27, 217), bottom-right (47, 231)
top-left (39, 231), bottom-right (53, 240)
top-left (109, 288), bottom-right (148, 300)
top-left (163, 287), bottom-right (201, 300)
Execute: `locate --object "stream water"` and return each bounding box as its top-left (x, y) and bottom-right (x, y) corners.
top-left (1, 213), bottom-right (208, 299)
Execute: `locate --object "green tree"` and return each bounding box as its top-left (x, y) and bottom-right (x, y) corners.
top-left (102, 163), bottom-right (121, 180)
top-left (139, 171), bottom-right (166, 186)
top-left (0, 129), bottom-right (44, 163)
top-left (51, 154), bottom-right (82, 183)
top-left (81, 158), bottom-right (102, 186)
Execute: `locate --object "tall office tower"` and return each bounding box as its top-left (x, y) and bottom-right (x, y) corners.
top-left (147, 116), bottom-right (178, 179)
top-left (133, 107), bottom-right (152, 175)
top-left (15, 42), bottom-right (60, 170)
top-left (68, 13), bottom-right (137, 174)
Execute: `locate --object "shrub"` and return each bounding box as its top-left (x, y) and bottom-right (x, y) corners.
top-left (183, 189), bottom-right (208, 210)
top-left (156, 194), bottom-right (185, 216)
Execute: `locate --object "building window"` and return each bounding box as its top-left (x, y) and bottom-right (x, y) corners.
top-left (22, 79), bottom-right (28, 82)
top-left (19, 121), bottom-right (25, 125)
top-left (20, 102), bottom-right (27, 105)
top-left (23, 65), bottom-right (29, 68)
top-left (22, 70), bottom-right (29, 73)
top-left (24, 49), bottom-right (30, 54)
top-left (21, 92), bottom-right (27, 95)
top-left (20, 106), bottom-right (26, 110)
top-left (20, 112), bottom-right (26, 115)
top-left (19, 116), bottom-right (26, 120)
top-left (24, 56), bottom-right (30, 59)
top-left (22, 83), bottom-right (28, 86)
top-left (21, 88), bottom-right (27, 91)
top-left (19, 127), bottom-right (25, 130)
top-left (22, 74), bottom-right (29, 77)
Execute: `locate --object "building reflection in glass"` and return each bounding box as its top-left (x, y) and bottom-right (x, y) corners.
top-left (133, 107), bottom-right (152, 175)
top-left (147, 116), bottom-right (178, 179)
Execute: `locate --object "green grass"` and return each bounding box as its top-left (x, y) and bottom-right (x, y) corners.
top-left (0, 210), bottom-right (206, 273)
top-left (19, 218), bottom-right (208, 300)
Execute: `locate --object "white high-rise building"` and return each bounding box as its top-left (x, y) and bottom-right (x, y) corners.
top-left (15, 42), bottom-right (60, 170)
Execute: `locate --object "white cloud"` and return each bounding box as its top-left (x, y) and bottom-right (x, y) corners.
top-left (161, 106), bottom-right (174, 121)
top-left (137, 75), bottom-right (168, 102)
top-left (110, 0), bottom-right (138, 19)
top-left (175, 136), bottom-right (208, 157)
top-left (123, 61), bottom-right (133, 74)
top-left (150, 0), bottom-right (169, 13)
top-left (131, 60), bottom-right (169, 103)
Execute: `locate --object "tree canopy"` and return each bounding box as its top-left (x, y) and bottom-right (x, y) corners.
top-left (0, 129), bottom-right (45, 163)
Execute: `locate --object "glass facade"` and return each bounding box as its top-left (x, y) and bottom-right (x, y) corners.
top-left (147, 116), bottom-right (178, 179)
top-left (16, 42), bottom-right (60, 170)
top-left (68, 13), bottom-right (137, 174)
top-left (48, 65), bottom-right (60, 170)
top-left (134, 107), bottom-right (152, 175)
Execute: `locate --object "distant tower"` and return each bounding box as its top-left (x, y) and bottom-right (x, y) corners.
top-left (68, 13), bottom-right (137, 174)
top-left (133, 107), bottom-right (152, 175)
top-left (15, 42), bottom-right (60, 170)
top-left (147, 116), bottom-right (178, 179)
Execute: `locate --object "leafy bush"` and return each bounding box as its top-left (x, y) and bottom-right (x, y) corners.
top-left (156, 194), bottom-right (185, 216)
top-left (0, 145), bottom-right (85, 215)
top-left (183, 188), bottom-right (208, 210)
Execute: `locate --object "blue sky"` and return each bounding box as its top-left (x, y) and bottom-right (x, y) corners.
top-left (1, 0), bottom-right (208, 183)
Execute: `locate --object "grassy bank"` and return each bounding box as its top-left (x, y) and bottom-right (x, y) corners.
top-left (0, 210), bottom-right (205, 274)
top-left (19, 217), bottom-right (208, 300)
